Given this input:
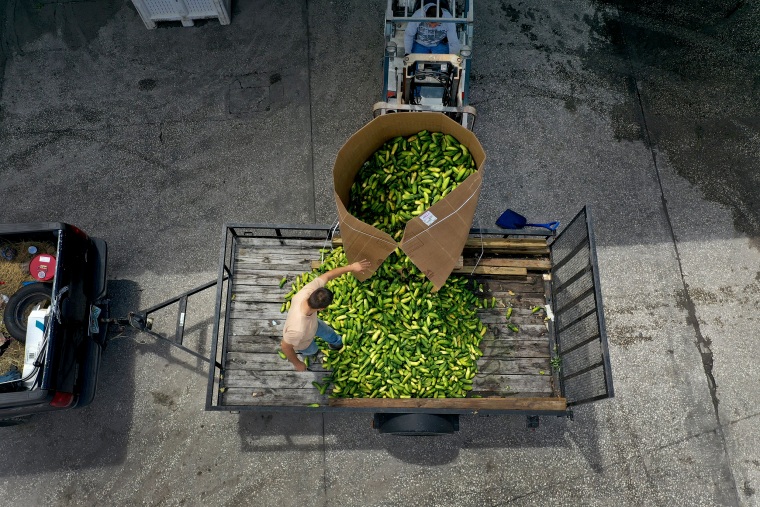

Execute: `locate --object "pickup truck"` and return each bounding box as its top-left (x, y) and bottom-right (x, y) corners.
top-left (0, 223), bottom-right (108, 425)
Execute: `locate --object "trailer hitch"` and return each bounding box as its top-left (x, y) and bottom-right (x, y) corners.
top-left (105, 278), bottom-right (224, 369)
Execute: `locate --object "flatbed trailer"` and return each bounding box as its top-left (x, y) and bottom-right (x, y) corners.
top-left (205, 207), bottom-right (613, 434)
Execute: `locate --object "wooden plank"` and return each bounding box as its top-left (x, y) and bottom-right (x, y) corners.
top-left (472, 373), bottom-right (552, 393)
top-left (487, 293), bottom-right (546, 306)
top-left (227, 334), bottom-right (281, 350)
top-left (479, 307), bottom-right (547, 319)
top-left (481, 277), bottom-right (543, 292)
top-left (479, 339), bottom-right (550, 358)
top-left (236, 237), bottom-right (329, 248)
top-left (225, 352), bottom-right (290, 371)
top-left (234, 261), bottom-right (315, 272)
top-left (229, 309), bottom-right (288, 322)
top-left (464, 258), bottom-right (551, 270)
top-left (228, 290), bottom-right (289, 304)
top-left (478, 310), bottom-right (548, 325)
top-left (223, 370), bottom-right (331, 389)
top-left (225, 352), bottom-right (328, 372)
top-left (465, 247), bottom-right (550, 256)
top-left (475, 357), bottom-right (550, 375)
top-left (230, 284), bottom-right (295, 295)
top-left (331, 236), bottom-right (546, 248)
top-left (233, 268), bottom-right (311, 278)
top-left (227, 340), bottom-right (290, 354)
top-left (236, 247), bottom-right (323, 258)
top-left (228, 300), bottom-right (283, 314)
top-left (330, 239), bottom-right (548, 255)
top-left (452, 266), bottom-right (527, 277)
top-left (328, 396), bottom-right (567, 411)
top-left (222, 387), bottom-right (326, 406)
top-left (482, 324), bottom-right (549, 340)
top-left (236, 244), bottom-right (328, 255)
top-left (235, 255), bottom-right (319, 269)
top-left (312, 256), bottom-right (464, 271)
top-left (229, 318), bottom-right (288, 335)
top-left (236, 248), bottom-right (327, 260)
top-left (232, 273), bottom-right (300, 286)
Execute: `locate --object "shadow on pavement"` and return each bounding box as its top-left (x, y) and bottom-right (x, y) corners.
top-left (0, 279), bottom-right (139, 476)
top-left (234, 409), bottom-right (605, 468)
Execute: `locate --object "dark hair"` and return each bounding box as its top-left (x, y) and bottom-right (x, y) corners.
top-left (308, 288), bottom-right (334, 309)
top-left (425, 5), bottom-right (441, 18)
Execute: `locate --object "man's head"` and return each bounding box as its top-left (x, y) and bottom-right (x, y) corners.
top-left (425, 5), bottom-right (441, 27)
top-left (307, 287), bottom-right (334, 311)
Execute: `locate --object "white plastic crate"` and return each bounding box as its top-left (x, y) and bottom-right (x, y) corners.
top-left (131, 0), bottom-right (231, 29)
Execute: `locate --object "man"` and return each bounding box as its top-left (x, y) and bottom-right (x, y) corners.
top-left (404, 3), bottom-right (461, 56)
top-left (281, 259), bottom-right (371, 372)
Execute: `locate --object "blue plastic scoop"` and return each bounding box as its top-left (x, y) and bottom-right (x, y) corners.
top-left (496, 209), bottom-right (560, 231)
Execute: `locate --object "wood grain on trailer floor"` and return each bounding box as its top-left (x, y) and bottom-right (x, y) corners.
top-left (220, 236), bottom-right (557, 407)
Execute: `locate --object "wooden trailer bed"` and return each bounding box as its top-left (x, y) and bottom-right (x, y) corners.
top-left (218, 233), bottom-right (560, 409)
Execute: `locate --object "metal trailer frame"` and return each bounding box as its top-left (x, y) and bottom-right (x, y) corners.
top-left (109, 207), bottom-right (612, 433)
top-left (549, 206), bottom-right (614, 406)
top-left (203, 223), bottom-right (577, 419)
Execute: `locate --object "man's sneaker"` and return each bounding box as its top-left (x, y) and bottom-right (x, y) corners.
top-left (328, 343), bottom-right (343, 351)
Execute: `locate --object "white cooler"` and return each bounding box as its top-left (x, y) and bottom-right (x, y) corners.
top-left (23, 308), bottom-right (49, 388)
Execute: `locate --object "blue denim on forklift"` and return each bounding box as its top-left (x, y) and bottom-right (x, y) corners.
top-left (296, 319), bottom-right (342, 356)
top-left (411, 41), bottom-right (449, 100)
top-left (411, 40), bottom-right (449, 54)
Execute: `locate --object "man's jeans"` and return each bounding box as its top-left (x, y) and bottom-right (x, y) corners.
top-left (297, 319), bottom-right (343, 356)
top-left (411, 41), bottom-right (449, 54)
top-left (410, 41), bottom-right (449, 100)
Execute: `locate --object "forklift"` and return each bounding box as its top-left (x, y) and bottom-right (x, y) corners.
top-left (373, 0), bottom-right (476, 128)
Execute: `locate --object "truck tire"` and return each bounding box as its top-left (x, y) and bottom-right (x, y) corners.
top-left (2, 283), bottom-right (53, 343)
top-left (373, 413), bottom-right (460, 435)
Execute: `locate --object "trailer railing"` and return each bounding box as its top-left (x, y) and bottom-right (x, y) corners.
top-left (206, 224), bottom-right (336, 410)
top-left (549, 207), bottom-right (614, 406)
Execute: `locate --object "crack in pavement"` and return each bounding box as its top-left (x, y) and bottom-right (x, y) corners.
top-left (630, 45), bottom-right (742, 507)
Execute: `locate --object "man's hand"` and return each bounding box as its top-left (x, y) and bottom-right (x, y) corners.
top-left (321, 259), bottom-right (372, 283)
top-left (281, 341), bottom-right (308, 372)
top-left (351, 259), bottom-right (371, 274)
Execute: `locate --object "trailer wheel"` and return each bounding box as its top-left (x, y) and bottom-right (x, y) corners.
top-left (2, 283), bottom-right (53, 343)
top-left (373, 413), bottom-right (459, 435)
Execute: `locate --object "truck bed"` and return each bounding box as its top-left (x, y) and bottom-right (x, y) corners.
top-left (217, 231), bottom-right (559, 409)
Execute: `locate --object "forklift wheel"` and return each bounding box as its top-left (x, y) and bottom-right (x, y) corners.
top-left (2, 283), bottom-right (53, 343)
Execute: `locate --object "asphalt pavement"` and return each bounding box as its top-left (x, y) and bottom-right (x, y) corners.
top-left (0, 0), bottom-right (758, 505)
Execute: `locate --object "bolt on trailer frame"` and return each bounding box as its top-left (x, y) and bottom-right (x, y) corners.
top-left (204, 209), bottom-right (613, 433)
top-left (374, 0), bottom-right (476, 128)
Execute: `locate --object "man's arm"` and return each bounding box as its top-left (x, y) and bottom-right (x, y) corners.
top-left (317, 259), bottom-right (371, 284)
top-left (444, 17), bottom-right (460, 54)
top-left (281, 340), bottom-right (307, 372)
top-left (404, 9), bottom-right (423, 54)
top-left (404, 21), bottom-right (419, 55)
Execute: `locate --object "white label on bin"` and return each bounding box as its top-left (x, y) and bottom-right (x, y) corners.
top-left (40, 256), bottom-right (51, 262)
top-left (420, 211), bottom-right (437, 226)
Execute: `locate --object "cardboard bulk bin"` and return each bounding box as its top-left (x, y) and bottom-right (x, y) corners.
top-left (333, 113), bottom-right (486, 290)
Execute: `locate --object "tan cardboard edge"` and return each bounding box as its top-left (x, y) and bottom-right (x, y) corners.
top-left (333, 113), bottom-right (487, 288)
